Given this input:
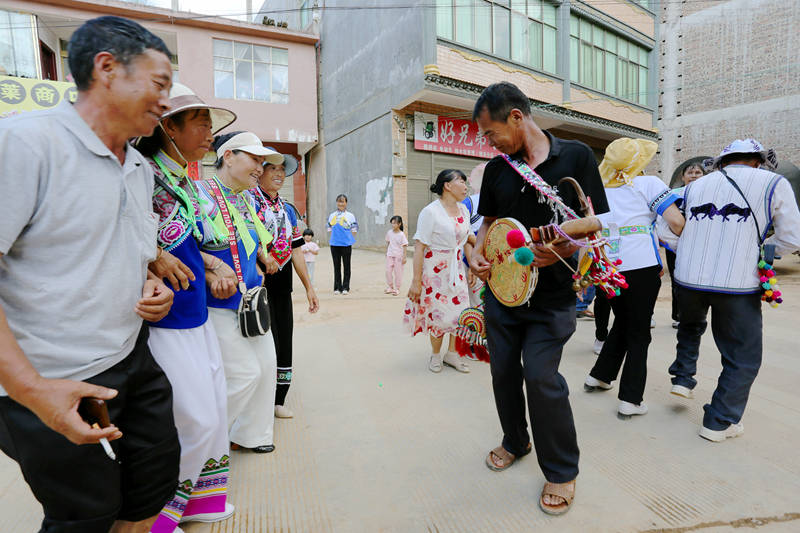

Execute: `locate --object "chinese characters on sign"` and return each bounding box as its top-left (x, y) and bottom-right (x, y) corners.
top-left (413, 112), bottom-right (501, 159)
top-left (0, 76), bottom-right (77, 118)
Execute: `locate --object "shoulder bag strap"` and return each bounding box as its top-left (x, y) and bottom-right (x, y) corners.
top-left (719, 168), bottom-right (763, 245)
top-left (207, 178), bottom-right (246, 294)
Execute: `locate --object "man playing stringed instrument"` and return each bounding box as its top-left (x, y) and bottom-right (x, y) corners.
top-left (469, 82), bottom-right (609, 515)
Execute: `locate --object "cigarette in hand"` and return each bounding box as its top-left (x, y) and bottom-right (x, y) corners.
top-left (92, 422), bottom-right (117, 461)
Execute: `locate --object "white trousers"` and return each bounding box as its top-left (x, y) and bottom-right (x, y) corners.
top-left (148, 322), bottom-right (229, 527)
top-left (208, 307), bottom-right (277, 448)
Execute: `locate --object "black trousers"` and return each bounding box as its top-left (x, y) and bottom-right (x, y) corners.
top-left (484, 291), bottom-right (579, 483)
top-left (590, 265), bottom-right (661, 405)
top-left (0, 326), bottom-right (180, 533)
top-left (665, 249), bottom-right (679, 322)
top-left (267, 288), bottom-right (294, 406)
top-left (669, 287), bottom-right (762, 430)
top-left (330, 245), bottom-right (352, 291)
top-left (594, 295), bottom-right (612, 342)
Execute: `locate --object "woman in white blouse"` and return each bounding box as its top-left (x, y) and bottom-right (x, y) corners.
top-left (404, 169), bottom-right (476, 373)
top-left (584, 138), bottom-right (685, 419)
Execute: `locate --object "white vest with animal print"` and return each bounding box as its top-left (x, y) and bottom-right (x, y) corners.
top-left (675, 165), bottom-right (783, 294)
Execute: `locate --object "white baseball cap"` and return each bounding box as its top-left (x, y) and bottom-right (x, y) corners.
top-left (216, 132), bottom-right (284, 165)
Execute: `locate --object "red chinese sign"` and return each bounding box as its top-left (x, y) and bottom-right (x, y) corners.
top-left (414, 112), bottom-right (501, 159)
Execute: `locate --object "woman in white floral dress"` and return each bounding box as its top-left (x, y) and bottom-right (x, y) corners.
top-left (405, 169), bottom-right (475, 373)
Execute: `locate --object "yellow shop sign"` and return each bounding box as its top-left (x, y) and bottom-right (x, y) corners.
top-left (0, 76), bottom-right (77, 118)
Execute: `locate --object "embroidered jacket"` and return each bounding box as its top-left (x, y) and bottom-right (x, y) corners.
top-left (675, 165), bottom-right (800, 293)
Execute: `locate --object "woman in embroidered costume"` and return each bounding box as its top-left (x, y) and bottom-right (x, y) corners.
top-left (582, 138), bottom-right (686, 419)
top-left (136, 83), bottom-right (237, 532)
top-left (196, 131), bottom-right (284, 456)
top-left (405, 169), bottom-right (475, 374)
top-left (251, 151), bottom-right (319, 420)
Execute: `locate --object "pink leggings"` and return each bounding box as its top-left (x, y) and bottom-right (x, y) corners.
top-left (386, 255), bottom-right (404, 290)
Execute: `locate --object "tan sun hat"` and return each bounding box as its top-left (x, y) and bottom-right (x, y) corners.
top-left (162, 82), bottom-right (236, 134)
top-left (598, 138), bottom-right (658, 188)
top-left (216, 132), bottom-right (284, 165)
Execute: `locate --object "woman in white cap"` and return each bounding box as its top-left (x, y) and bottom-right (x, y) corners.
top-left (251, 151), bottom-right (319, 420)
top-left (196, 131), bottom-right (284, 455)
top-left (583, 138), bottom-right (685, 420)
top-left (136, 83), bottom-right (237, 532)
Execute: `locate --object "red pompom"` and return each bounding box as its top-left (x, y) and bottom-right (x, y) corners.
top-left (506, 229), bottom-right (526, 249)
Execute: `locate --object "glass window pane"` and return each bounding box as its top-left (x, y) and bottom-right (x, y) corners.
top-left (511, 0), bottom-right (526, 14)
top-left (593, 27), bottom-right (604, 47)
top-left (235, 60), bottom-right (252, 99)
top-left (214, 57), bottom-right (233, 71)
top-left (213, 39), bottom-right (232, 58)
top-left (1, 12), bottom-right (37, 78)
top-left (234, 42), bottom-right (252, 60)
top-left (495, 0), bottom-right (509, 5)
top-left (254, 62), bottom-right (270, 101)
top-left (580, 19), bottom-right (591, 41)
top-left (639, 66), bottom-right (648, 104)
top-left (436, 0), bottom-right (453, 40)
top-left (605, 31), bottom-right (617, 54)
top-left (605, 53), bottom-right (616, 95)
top-left (618, 39), bottom-right (628, 61)
top-left (529, 21), bottom-right (543, 70)
top-left (272, 93), bottom-right (289, 105)
top-left (214, 70), bottom-right (233, 99)
top-left (273, 48), bottom-right (289, 65)
top-left (475, 1), bottom-right (492, 51)
top-left (529, 0), bottom-right (542, 21)
top-left (493, 6), bottom-right (510, 58)
top-left (542, 25), bottom-right (556, 73)
top-left (627, 42), bottom-right (637, 61)
top-left (253, 45), bottom-right (271, 62)
top-left (511, 13), bottom-right (526, 63)
top-left (541, 3), bottom-right (556, 27)
top-left (570, 37), bottom-right (579, 81)
top-left (272, 64), bottom-right (289, 95)
top-left (455, 0), bottom-right (473, 46)
top-left (628, 62), bottom-right (636, 100)
top-left (570, 14), bottom-right (578, 36)
top-left (594, 48), bottom-right (604, 90)
top-left (639, 47), bottom-right (649, 66)
top-left (581, 42), bottom-right (592, 85)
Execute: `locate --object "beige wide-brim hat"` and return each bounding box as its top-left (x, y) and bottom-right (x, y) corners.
top-left (217, 132), bottom-right (284, 165)
top-left (599, 137), bottom-right (658, 188)
top-left (162, 83), bottom-right (236, 134)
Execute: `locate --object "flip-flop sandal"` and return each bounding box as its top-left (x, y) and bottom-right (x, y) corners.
top-left (539, 480), bottom-right (576, 516)
top-left (485, 442), bottom-right (532, 472)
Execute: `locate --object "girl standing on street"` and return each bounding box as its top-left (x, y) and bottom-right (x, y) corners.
top-left (327, 194), bottom-right (358, 294)
top-left (405, 169), bottom-right (475, 374)
top-left (385, 216), bottom-right (408, 295)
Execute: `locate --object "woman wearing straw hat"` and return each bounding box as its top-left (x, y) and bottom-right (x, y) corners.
top-left (252, 151), bottom-right (319, 420)
top-left (136, 83), bottom-right (238, 532)
top-left (196, 131), bottom-right (284, 455)
top-left (583, 138), bottom-right (685, 420)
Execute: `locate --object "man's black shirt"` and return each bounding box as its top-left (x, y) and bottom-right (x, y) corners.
top-left (478, 130), bottom-right (608, 305)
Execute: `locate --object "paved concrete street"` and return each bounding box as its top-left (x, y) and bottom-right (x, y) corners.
top-left (1, 248), bottom-right (799, 533)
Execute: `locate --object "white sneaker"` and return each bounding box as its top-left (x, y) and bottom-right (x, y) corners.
top-left (443, 351), bottom-right (470, 373)
top-left (584, 375), bottom-right (613, 392)
top-left (617, 401), bottom-right (648, 419)
top-left (699, 423), bottom-right (744, 442)
top-left (428, 352), bottom-right (443, 373)
top-left (274, 405), bottom-right (294, 418)
top-left (670, 384), bottom-right (694, 399)
top-left (334, 290), bottom-right (341, 295)
top-left (650, 318), bottom-right (656, 328)
top-left (342, 289), bottom-right (349, 295)
top-left (592, 339), bottom-right (604, 355)
top-left (180, 502), bottom-right (235, 523)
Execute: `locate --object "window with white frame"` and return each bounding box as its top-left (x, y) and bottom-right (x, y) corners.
top-left (569, 15), bottom-right (649, 106)
top-left (0, 9), bottom-right (38, 78)
top-left (299, 0), bottom-right (312, 29)
top-left (213, 39), bottom-right (289, 104)
top-left (436, 0), bottom-right (558, 74)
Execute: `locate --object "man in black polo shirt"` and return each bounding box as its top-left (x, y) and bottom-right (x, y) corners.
top-left (470, 82), bottom-right (607, 515)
